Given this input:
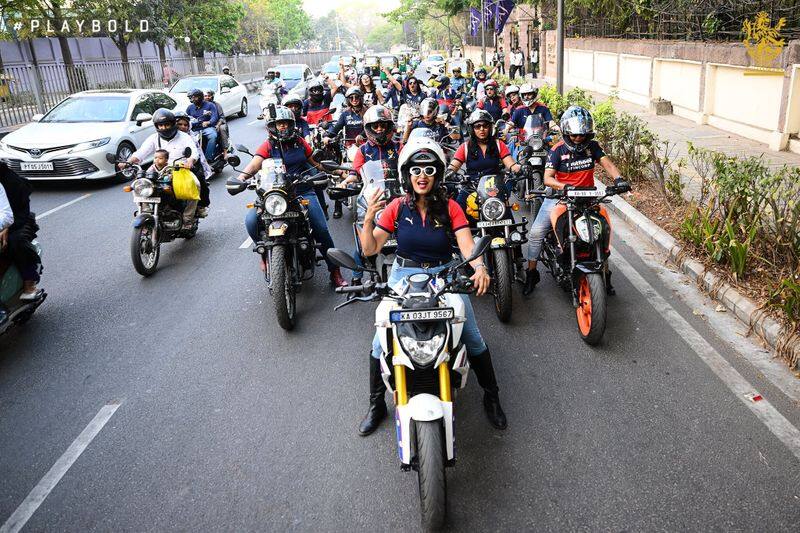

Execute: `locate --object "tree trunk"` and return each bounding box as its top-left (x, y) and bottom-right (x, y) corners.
top-left (116, 32), bottom-right (133, 87)
top-left (157, 42), bottom-right (166, 65)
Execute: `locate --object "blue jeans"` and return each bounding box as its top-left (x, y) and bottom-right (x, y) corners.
top-left (200, 127), bottom-right (218, 162)
top-left (527, 197), bottom-right (558, 261)
top-left (245, 190), bottom-right (338, 271)
top-left (370, 261), bottom-right (487, 359)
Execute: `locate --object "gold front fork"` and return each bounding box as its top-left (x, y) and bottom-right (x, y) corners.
top-left (393, 339), bottom-right (408, 406)
top-left (438, 356), bottom-right (451, 402)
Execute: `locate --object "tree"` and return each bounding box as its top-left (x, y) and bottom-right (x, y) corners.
top-left (176, 0), bottom-right (246, 58)
top-left (385, 0), bottom-right (466, 54)
top-left (312, 11), bottom-right (344, 51)
top-left (366, 22), bottom-right (406, 51)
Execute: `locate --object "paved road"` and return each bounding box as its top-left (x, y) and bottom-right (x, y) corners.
top-left (1, 104), bottom-right (798, 532)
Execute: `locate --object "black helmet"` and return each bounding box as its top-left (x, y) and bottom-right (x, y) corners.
top-left (560, 105), bottom-right (595, 153)
top-left (187, 88), bottom-right (204, 100)
top-left (174, 110), bottom-right (190, 125)
top-left (203, 89), bottom-right (215, 100)
top-left (266, 106), bottom-right (297, 142)
top-left (436, 75), bottom-right (450, 89)
top-left (283, 94), bottom-right (304, 119)
top-left (308, 79), bottom-right (324, 102)
top-left (363, 105), bottom-right (395, 145)
top-left (153, 108), bottom-right (178, 140)
top-left (465, 108), bottom-right (494, 141)
top-left (437, 102), bottom-right (451, 121)
top-left (345, 87), bottom-right (363, 108)
top-left (475, 67), bottom-right (487, 80)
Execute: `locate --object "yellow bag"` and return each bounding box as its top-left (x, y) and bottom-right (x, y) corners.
top-left (171, 167), bottom-right (200, 201)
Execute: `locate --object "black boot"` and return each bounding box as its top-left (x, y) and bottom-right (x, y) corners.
top-left (522, 268), bottom-right (540, 296)
top-left (359, 356), bottom-right (387, 436)
top-left (333, 200), bottom-right (343, 219)
top-left (468, 349), bottom-right (507, 430)
top-left (605, 270), bottom-right (615, 296)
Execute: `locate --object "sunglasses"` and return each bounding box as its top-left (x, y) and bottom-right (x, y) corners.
top-left (409, 166), bottom-right (437, 177)
top-left (473, 123), bottom-right (491, 130)
top-left (347, 95), bottom-right (362, 100)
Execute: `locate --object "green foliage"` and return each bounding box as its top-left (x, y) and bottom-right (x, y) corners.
top-left (366, 23), bottom-right (405, 51)
top-left (179, 0), bottom-right (246, 55)
top-left (770, 274), bottom-right (800, 324)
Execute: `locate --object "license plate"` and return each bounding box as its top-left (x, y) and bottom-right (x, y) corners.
top-left (390, 308), bottom-right (454, 323)
top-left (21, 161), bottom-right (54, 171)
top-left (134, 196), bottom-right (160, 203)
top-left (566, 189), bottom-right (603, 197)
top-left (477, 219), bottom-right (513, 228)
top-left (270, 211), bottom-right (299, 218)
top-left (530, 157), bottom-right (543, 165)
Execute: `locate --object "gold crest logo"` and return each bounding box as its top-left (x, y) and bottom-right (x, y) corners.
top-left (742, 11), bottom-right (786, 75)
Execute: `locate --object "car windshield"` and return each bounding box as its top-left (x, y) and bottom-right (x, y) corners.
top-left (322, 63), bottom-right (339, 73)
top-left (428, 55), bottom-right (444, 61)
top-left (41, 96), bottom-right (129, 122)
top-left (170, 77), bottom-right (218, 93)
top-left (275, 66), bottom-right (303, 80)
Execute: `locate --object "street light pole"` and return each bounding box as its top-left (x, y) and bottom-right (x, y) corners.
top-left (556, 0), bottom-right (565, 94)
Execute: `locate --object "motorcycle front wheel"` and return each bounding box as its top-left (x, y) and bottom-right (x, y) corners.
top-left (270, 245), bottom-right (296, 330)
top-left (415, 420), bottom-right (446, 532)
top-left (130, 225), bottom-right (160, 276)
top-left (492, 249), bottom-right (513, 323)
top-left (576, 272), bottom-right (607, 345)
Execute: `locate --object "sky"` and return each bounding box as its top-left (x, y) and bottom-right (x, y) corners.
top-left (302, 0), bottom-right (399, 18)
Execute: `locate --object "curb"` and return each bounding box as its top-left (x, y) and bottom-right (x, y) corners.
top-left (602, 184), bottom-right (799, 371)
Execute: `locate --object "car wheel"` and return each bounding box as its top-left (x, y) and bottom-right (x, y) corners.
top-left (238, 98), bottom-right (248, 118)
top-left (114, 141), bottom-right (135, 182)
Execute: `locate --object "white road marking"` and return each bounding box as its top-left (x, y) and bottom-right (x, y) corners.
top-left (246, 119), bottom-right (261, 126)
top-left (0, 403), bottom-right (121, 533)
top-left (611, 250), bottom-right (800, 462)
top-left (37, 194), bottom-right (92, 220)
top-left (239, 237), bottom-right (253, 249)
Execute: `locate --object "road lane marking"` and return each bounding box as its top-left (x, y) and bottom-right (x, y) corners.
top-left (240, 237), bottom-right (253, 249)
top-left (37, 194), bottom-right (92, 220)
top-left (0, 403), bottom-right (121, 533)
top-left (611, 250), bottom-right (800, 462)
top-left (247, 119), bottom-right (261, 126)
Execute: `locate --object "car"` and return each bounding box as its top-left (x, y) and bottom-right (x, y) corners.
top-left (0, 89), bottom-right (179, 181)
top-left (329, 54), bottom-right (341, 64)
top-left (274, 63), bottom-right (316, 99)
top-left (417, 54), bottom-right (447, 79)
top-left (168, 74), bottom-right (248, 119)
top-left (319, 61), bottom-right (340, 77)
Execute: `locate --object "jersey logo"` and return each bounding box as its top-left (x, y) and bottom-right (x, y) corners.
top-left (404, 217), bottom-right (414, 225)
top-left (561, 154), bottom-right (570, 161)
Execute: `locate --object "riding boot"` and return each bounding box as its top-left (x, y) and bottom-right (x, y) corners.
top-left (333, 200), bottom-right (343, 219)
top-left (605, 270), bottom-right (616, 296)
top-left (467, 349), bottom-right (507, 430)
top-left (359, 356), bottom-right (387, 436)
top-left (522, 267), bottom-right (540, 296)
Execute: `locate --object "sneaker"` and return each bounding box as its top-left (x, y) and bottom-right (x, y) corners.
top-left (197, 207), bottom-right (209, 218)
top-left (522, 268), bottom-right (540, 296)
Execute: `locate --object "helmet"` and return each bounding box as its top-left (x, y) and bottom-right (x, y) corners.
top-left (174, 110), bottom-right (190, 125)
top-left (505, 84), bottom-right (519, 97)
top-left (519, 83), bottom-right (538, 106)
top-left (187, 88), bottom-right (204, 100)
top-left (436, 75), bottom-right (450, 89)
top-left (397, 136), bottom-right (447, 195)
top-left (466, 108), bottom-right (494, 140)
top-left (345, 87), bottom-right (363, 107)
top-left (420, 97), bottom-right (438, 119)
top-left (475, 67), bottom-right (487, 79)
top-left (203, 89), bottom-right (215, 99)
top-left (560, 105), bottom-right (595, 153)
top-left (153, 108), bottom-right (178, 140)
top-left (363, 105), bottom-right (395, 144)
top-left (222, 65), bottom-right (230, 73)
top-left (266, 105), bottom-right (297, 141)
top-left (307, 79), bottom-right (324, 101)
top-left (283, 95), bottom-right (304, 120)
top-left (484, 79), bottom-right (499, 91)
top-left (437, 102), bottom-right (451, 121)
top-left (266, 68), bottom-right (276, 79)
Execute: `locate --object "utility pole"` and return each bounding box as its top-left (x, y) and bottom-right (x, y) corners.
top-left (481, 0), bottom-right (487, 65)
top-left (556, 0), bottom-right (565, 94)
top-left (335, 17), bottom-right (341, 51)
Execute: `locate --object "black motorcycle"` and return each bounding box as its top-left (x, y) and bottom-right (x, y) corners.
top-left (515, 114), bottom-right (556, 218)
top-left (108, 149), bottom-right (206, 276)
top-left (532, 184), bottom-right (630, 345)
top-left (227, 145), bottom-right (330, 331)
top-left (449, 171), bottom-right (528, 322)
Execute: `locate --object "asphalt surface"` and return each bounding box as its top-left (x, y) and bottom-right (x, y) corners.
top-left (1, 100), bottom-right (798, 532)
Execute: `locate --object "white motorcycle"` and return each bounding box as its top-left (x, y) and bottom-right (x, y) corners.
top-left (258, 83), bottom-right (281, 118)
top-left (326, 235), bottom-right (492, 531)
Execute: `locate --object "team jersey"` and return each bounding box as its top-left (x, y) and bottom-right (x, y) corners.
top-left (326, 108), bottom-right (365, 145)
top-left (453, 139), bottom-right (511, 177)
top-left (410, 119), bottom-right (450, 142)
top-left (255, 136), bottom-right (314, 191)
top-left (545, 140), bottom-right (606, 188)
top-left (476, 97), bottom-right (507, 122)
top-left (303, 92), bottom-right (333, 125)
top-left (511, 103), bottom-right (553, 130)
top-left (351, 140), bottom-right (401, 175)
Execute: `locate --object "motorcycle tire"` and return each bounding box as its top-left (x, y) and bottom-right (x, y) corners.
top-left (415, 420), bottom-right (447, 532)
top-left (130, 225), bottom-right (159, 276)
top-left (270, 245), bottom-right (296, 331)
top-left (492, 249), bottom-right (513, 323)
top-left (576, 272), bottom-right (607, 346)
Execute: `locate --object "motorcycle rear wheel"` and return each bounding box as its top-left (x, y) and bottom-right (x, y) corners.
top-left (576, 272), bottom-right (607, 345)
top-left (130, 226), bottom-right (159, 276)
top-left (416, 420), bottom-right (446, 532)
top-left (492, 249), bottom-right (513, 323)
top-left (270, 245), bottom-right (296, 331)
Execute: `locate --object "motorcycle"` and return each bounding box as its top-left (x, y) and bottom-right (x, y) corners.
top-left (515, 114), bottom-right (557, 218)
top-left (226, 144), bottom-right (330, 331)
top-left (258, 83), bottom-right (281, 117)
top-left (0, 234), bottom-right (46, 336)
top-left (189, 117), bottom-right (235, 175)
top-left (326, 235), bottom-right (493, 531)
top-left (532, 183), bottom-right (630, 345)
top-left (449, 171), bottom-right (528, 323)
top-left (108, 149), bottom-right (206, 276)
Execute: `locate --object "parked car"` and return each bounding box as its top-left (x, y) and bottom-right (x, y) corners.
top-left (0, 89), bottom-right (178, 181)
top-left (168, 74), bottom-right (248, 118)
top-left (275, 63), bottom-right (316, 99)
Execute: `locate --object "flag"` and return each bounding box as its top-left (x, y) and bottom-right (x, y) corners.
top-left (469, 8), bottom-right (481, 36)
top-left (483, 0), bottom-right (496, 28)
top-left (494, 0), bottom-right (515, 34)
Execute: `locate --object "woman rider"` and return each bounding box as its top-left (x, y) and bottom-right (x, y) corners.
top-left (356, 136), bottom-right (508, 436)
top-left (236, 106), bottom-right (348, 288)
top-left (448, 109), bottom-right (521, 211)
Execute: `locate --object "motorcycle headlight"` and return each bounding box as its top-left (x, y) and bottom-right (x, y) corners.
top-left (574, 215), bottom-right (603, 243)
top-left (399, 333), bottom-right (446, 366)
top-left (264, 193), bottom-right (287, 216)
top-left (70, 137), bottom-right (111, 153)
top-left (132, 178), bottom-right (154, 197)
top-left (481, 198), bottom-right (505, 221)
top-left (530, 138), bottom-right (543, 151)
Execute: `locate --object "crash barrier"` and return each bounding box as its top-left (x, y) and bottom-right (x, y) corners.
top-left (0, 51), bottom-right (332, 129)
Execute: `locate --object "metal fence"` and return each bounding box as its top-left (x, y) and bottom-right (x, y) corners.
top-left (0, 51), bottom-right (333, 129)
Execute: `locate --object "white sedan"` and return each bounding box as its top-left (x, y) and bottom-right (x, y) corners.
top-left (0, 89), bottom-right (179, 181)
top-left (168, 75), bottom-right (248, 118)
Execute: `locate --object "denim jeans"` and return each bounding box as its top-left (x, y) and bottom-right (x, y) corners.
top-left (370, 261), bottom-right (487, 359)
top-left (526, 197), bottom-right (558, 261)
top-left (200, 127), bottom-right (217, 163)
top-left (245, 190), bottom-right (338, 271)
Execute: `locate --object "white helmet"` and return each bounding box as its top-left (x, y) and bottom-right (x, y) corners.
top-left (505, 84), bottom-right (520, 97)
top-left (397, 136), bottom-right (447, 194)
top-left (519, 83), bottom-right (538, 106)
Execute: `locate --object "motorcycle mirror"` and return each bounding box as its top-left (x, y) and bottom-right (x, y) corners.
top-left (326, 248), bottom-right (367, 272)
top-left (105, 153), bottom-right (117, 164)
top-left (466, 236), bottom-right (492, 263)
top-left (226, 155), bottom-right (241, 167)
top-left (319, 160), bottom-right (343, 171)
top-left (235, 144), bottom-right (253, 156)
top-left (225, 176), bottom-right (247, 196)
top-left (183, 146), bottom-right (192, 158)
top-left (310, 149), bottom-right (324, 161)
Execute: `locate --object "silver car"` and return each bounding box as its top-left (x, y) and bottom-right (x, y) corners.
top-left (0, 89), bottom-right (179, 181)
top-left (168, 74), bottom-right (249, 118)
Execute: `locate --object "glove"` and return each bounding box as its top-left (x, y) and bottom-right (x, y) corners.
top-left (613, 177), bottom-right (631, 193)
top-left (444, 169), bottom-right (455, 182)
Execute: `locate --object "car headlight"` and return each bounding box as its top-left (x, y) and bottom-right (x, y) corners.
top-left (70, 137), bottom-right (111, 153)
top-left (399, 333), bottom-right (446, 366)
top-left (574, 215), bottom-right (603, 243)
top-left (481, 198), bottom-right (505, 221)
top-left (132, 178), bottom-right (154, 198)
top-left (264, 193), bottom-right (287, 216)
